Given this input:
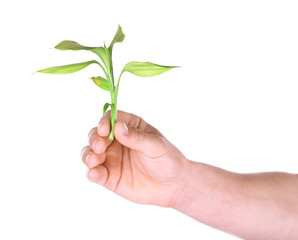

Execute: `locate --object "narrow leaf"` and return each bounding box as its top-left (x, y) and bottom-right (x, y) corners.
top-left (54, 40), bottom-right (109, 71)
top-left (108, 25), bottom-right (125, 53)
top-left (38, 60), bottom-right (98, 74)
top-left (91, 76), bottom-right (110, 91)
top-left (91, 47), bottom-right (109, 71)
top-left (103, 103), bottom-right (111, 115)
top-left (55, 40), bottom-right (96, 50)
top-left (121, 61), bottom-right (176, 77)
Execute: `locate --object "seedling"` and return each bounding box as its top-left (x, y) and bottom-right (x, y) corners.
top-left (38, 25), bottom-right (176, 140)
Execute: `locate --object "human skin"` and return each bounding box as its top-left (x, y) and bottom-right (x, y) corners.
top-left (81, 110), bottom-right (298, 240)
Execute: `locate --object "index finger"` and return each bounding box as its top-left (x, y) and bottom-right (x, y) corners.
top-left (97, 110), bottom-right (111, 137)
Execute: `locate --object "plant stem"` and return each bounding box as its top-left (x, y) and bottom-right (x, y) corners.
top-left (109, 90), bottom-right (117, 141)
top-left (108, 71), bottom-right (124, 140)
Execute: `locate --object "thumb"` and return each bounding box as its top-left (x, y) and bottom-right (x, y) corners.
top-left (114, 121), bottom-right (166, 156)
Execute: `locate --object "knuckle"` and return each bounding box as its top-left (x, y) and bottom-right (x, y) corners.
top-left (136, 131), bottom-right (145, 144)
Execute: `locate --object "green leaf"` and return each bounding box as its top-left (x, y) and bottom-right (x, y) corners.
top-left (54, 40), bottom-right (109, 72)
top-left (38, 60), bottom-right (99, 74)
top-left (108, 25), bottom-right (125, 53)
top-left (55, 40), bottom-right (96, 50)
top-left (103, 103), bottom-right (111, 115)
top-left (91, 47), bottom-right (109, 69)
top-left (91, 76), bottom-right (110, 91)
top-left (121, 61), bottom-right (176, 77)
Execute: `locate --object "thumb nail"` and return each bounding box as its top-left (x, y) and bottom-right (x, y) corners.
top-left (121, 121), bottom-right (129, 136)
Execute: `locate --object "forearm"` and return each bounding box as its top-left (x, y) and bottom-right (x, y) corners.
top-left (172, 160), bottom-right (298, 240)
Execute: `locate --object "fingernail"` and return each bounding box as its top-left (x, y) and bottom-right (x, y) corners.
top-left (88, 128), bottom-right (95, 139)
top-left (98, 121), bottom-right (103, 131)
top-left (121, 121), bottom-right (128, 136)
top-left (85, 154), bottom-right (91, 166)
top-left (81, 148), bottom-right (86, 158)
top-left (92, 139), bottom-right (98, 151)
top-left (86, 168), bottom-right (90, 178)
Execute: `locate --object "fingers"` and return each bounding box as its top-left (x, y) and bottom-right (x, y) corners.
top-left (82, 124), bottom-right (112, 168)
top-left (81, 146), bottom-right (106, 168)
top-left (114, 120), bottom-right (167, 157)
top-left (97, 111), bottom-right (111, 137)
top-left (87, 165), bottom-right (108, 186)
top-left (89, 127), bottom-right (112, 154)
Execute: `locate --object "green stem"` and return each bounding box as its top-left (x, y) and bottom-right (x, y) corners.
top-left (108, 71), bottom-right (125, 140)
top-left (109, 90), bottom-right (117, 141)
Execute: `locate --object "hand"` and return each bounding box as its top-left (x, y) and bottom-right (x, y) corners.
top-left (81, 110), bottom-right (189, 207)
top-left (81, 110), bottom-right (298, 239)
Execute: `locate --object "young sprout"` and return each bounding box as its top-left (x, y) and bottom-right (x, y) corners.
top-left (38, 25), bottom-right (176, 140)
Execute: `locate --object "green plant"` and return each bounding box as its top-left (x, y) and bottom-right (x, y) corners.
top-left (38, 25), bottom-right (176, 140)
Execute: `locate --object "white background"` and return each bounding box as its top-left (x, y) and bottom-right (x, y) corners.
top-left (0, 0), bottom-right (297, 239)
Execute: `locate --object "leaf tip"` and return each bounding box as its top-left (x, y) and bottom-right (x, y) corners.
top-left (37, 68), bottom-right (45, 73)
top-left (91, 76), bottom-right (98, 84)
top-left (54, 41), bottom-right (64, 50)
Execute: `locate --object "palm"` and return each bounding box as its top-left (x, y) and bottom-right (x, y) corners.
top-left (103, 139), bottom-right (182, 206)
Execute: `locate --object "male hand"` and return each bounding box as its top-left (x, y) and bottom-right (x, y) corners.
top-left (81, 110), bottom-right (189, 207)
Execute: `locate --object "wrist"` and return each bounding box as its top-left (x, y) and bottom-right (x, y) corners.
top-left (167, 159), bottom-right (200, 210)
top-left (169, 160), bottom-right (243, 229)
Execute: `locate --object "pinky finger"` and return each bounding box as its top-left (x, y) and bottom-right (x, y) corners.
top-left (87, 165), bottom-right (108, 186)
